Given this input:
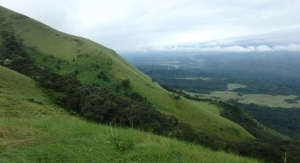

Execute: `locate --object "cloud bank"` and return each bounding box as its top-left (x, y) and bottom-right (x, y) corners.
top-left (1, 0), bottom-right (300, 53)
top-left (126, 44), bottom-right (300, 53)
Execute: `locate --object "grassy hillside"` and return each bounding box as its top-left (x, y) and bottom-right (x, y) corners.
top-left (0, 5), bottom-right (254, 141)
top-left (0, 65), bottom-right (258, 163)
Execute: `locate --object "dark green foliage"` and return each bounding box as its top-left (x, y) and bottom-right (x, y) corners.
top-left (8, 56), bottom-right (36, 75)
top-left (73, 69), bottom-right (80, 76)
top-left (174, 94), bottom-right (180, 100)
top-left (232, 79), bottom-right (300, 96)
top-left (0, 31), bottom-right (26, 60)
top-left (284, 98), bottom-right (298, 104)
top-left (235, 140), bottom-right (283, 162)
top-left (115, 85), bottom-right (120, 92)
top-left (122, 79), bottom-right (130, 87)
top-left (219, 101), bottom-right (279, 140)
top-left (130, 92), bottom-right (145, 102)
top-left (70, 86), bottom-right (179, 135)
top-left (160, 84), bottom-right (176, 92)
top-left (160, 85), bottom-right (212, 102)
top-left (137, 65), bottom-right (300, 96)
top-left (138, 68), bottom-right (227, 94)
top-left (96, 70), bottom-right (109, 81)
top-left (234, 140), bottom-right (300, 163)
top-left (233, 102), bottom-right (300, 140)
top-left (159, 84), bottom-right (300, 163)
top-left (38, 72), bottom-right (81, 94)
top-left (216, 101), bottom-right (300, 163)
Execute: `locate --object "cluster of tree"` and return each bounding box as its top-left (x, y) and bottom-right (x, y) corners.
top-left (3, 31), bottom-right (300, 163)
top-left (141, 69), bottom-right (227, 94)
top-left (0, 31), bottom-right (25, 60)
top-left (160, 85), bottom-right (300, 163)
top-left (217, 103), bottom-right (300, 163)
top-left (228, 101), bottom-right (300, 140)
top-left (231, 79), bottom-right (300, 96)
top-left (138, 66), bottom-right (300, 96)
top-left (97, 70), bottom-right (109, 81)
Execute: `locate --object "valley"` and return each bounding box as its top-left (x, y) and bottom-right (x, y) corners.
top-left (124, 52), bottom-right (300, 141)
top-left (125, 52), bottom-right (300, 108)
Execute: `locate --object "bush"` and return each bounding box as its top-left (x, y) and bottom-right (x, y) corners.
top-left (122, 79), bottom-right (130, 87)
top-left (96, 71), bottom-right (109, 81)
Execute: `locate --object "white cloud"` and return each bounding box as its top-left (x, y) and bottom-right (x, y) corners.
top-left (256, 45), bottom-right (274, 52)
top-left (273, 44), bottom-right (300, 51)
top-left (127, 44), bottom-right (300, 53)
top-left (1, 0), bottom-right (300, 52)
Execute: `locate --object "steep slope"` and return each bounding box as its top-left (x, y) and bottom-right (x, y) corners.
top-left (0, 5), bottom-right (253, 141)
top-left (0, 65), bottom-right (258, 163)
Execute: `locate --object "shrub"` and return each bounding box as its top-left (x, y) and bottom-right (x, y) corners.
top-left (122, 79), bottom-right (130, 87)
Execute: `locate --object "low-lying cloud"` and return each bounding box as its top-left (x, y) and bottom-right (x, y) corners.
top-left (140, 44), bottom-right (300, 52)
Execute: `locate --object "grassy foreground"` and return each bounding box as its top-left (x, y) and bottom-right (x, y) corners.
top-left (0, 65), bottom-right (258, 163)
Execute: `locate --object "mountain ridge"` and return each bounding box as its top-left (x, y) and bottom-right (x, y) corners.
top-left (0, 5), bottom-right (254, 141)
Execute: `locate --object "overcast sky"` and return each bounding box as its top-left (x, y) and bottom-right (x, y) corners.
top-left (1, 0), bottom-right (300, 53)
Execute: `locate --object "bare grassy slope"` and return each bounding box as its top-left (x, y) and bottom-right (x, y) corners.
top-left (0, 5), bottom-right (254, 141)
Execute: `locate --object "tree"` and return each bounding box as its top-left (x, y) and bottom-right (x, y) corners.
top-left (122, 79), bottom-right (130, 87)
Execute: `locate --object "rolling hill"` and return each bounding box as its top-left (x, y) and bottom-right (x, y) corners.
top-left (0, 5), bottom-right (253, 141)
top-left (0, 65), bottom-right (258, 162)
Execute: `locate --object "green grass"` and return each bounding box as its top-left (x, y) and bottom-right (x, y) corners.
top-left (191, 100), bottom-right (221, 115)
top-left (201, 91), bottom-right (300, 108)
top-left (0, 65), bottom-right (258, 163)
top-left (0, 118), bottom-right (258, 163)
top-left (187, 84), bottom-right (300, 108)
top-left (226, 83), bottom-right (247, 91)
top-left (0, 5), bottom-right (254, 142)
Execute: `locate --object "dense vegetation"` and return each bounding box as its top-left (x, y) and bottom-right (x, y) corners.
top-left (137, 64), bottom-right (300, 142)
top-left (137, 65), bottom-right (300, 96)
top-left (228, 101), bottom-right (300, 139)
top-left (125, 52), bottom-right (300, 84)
top-left (161, 86), bottom-right (300, 163)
